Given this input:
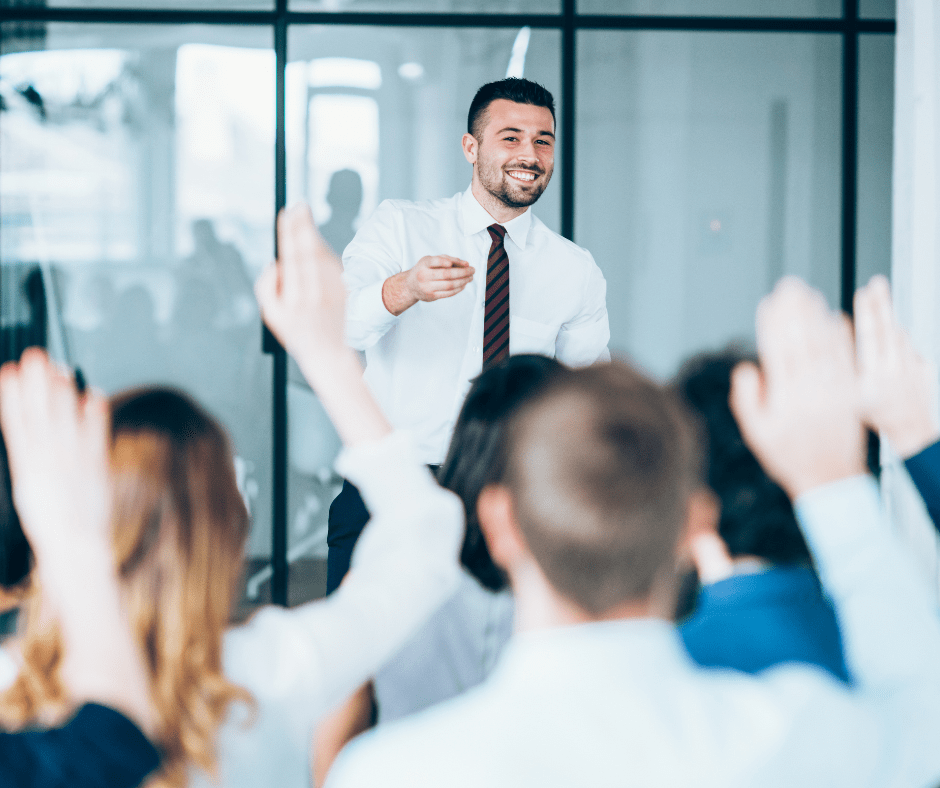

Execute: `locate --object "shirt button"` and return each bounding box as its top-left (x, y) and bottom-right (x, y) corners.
top-left (473, 346), bottom-right (480, 353)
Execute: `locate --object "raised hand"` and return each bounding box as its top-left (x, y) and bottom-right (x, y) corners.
top-left (855, 275), bottom-right (940, 459)
top-left (0, 348), bottom-right (111, 562)
top-left (730, 277), bottom-right (865, 500)
top-left (0, 348), bottom-right (154, 734)
top-left (255, 203), bottom-right (391, 447)
top-left (381, 255), bottom-right (475, 316)
top-left (255, 203), bottom-right (351, 380)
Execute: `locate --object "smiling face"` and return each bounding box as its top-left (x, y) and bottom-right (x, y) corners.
top-left (463, 99), bottom-right (555, 219)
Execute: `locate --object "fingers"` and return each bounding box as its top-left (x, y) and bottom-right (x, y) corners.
top-left (855, 275), bottom-right (897, 370)
top-left (729, 361), bottom-right (764, 439)
top-left (425, 255), bottom-right (471, 269)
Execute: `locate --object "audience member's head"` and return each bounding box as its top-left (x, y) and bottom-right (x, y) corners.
top-left (467, 78), bottom-right (555, 141)
top-left (483, 361), bottom-right (703, 617)
top-left (1, 387), bottom-right (251, 788)
top-left (438, 354), bottom-right (564, 592)
top-left (673, 348), bottom-right (811, 566)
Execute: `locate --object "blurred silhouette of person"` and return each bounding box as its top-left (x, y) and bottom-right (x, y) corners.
top-left (188, 219), bottom-right (255, 328)
top-left (91, 284), bottom-right (166, 392)
top-left (319, 169), bottom-right (363, 257)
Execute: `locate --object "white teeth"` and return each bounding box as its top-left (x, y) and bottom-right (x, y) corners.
top-left (508, 171), bottom-right (536, 182)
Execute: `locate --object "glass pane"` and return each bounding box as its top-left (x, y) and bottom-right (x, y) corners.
top-left (578, 0), bottom-right (840, 17)
top-left (284, 24), bottom-right (561, 604)
top-left (856, 34), bottom-right (894, 289)
top-left (576, 31), bottom-right (842, 378)
top-left (0, 22), bottom-right (275, 616)
top-left (20, 0), bottom-right (274, 9)
top-left (860, 0), bottom-right (895, 18)
top-left (292, 0), bottom-right (559, 12)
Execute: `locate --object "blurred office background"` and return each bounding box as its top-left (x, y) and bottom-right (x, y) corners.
top-left (0, 1), bottom-right (895, 609)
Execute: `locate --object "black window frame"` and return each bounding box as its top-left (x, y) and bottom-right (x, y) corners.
top-left (0, 0), bottom-right (896, 605)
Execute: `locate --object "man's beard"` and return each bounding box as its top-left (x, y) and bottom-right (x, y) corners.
top-left (478, 159), bottom-right (551, 209)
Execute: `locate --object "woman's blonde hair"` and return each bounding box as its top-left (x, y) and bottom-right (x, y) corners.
top-left (0, 387), bottom-right (253, 787)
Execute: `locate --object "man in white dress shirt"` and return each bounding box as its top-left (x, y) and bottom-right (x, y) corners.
top-left (326, 77), bottom-right (610, 592)
top-left (326, 278), bottom-right (940, 788)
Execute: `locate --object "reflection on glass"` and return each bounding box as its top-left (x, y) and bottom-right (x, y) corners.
top-left (0, 23), bottom-right (275, 614)
top-left (860, 0), bottom-right (895, 18)
top-left (283, 24), bottom-right (561, 604)
top-left (40, 0), bottom-right (273, 8)
top-left (578, 0), bottom-right (840, 17)
top-left (856, 35), bottom-right (894, 289)
top-left (291, 0), bottom-right (559, 12)
top-left (576, 31), bottom-right (844, 378)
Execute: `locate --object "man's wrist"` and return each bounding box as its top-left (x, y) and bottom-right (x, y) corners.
top-left (381, 272), bottom-right (417, 316)
top-left (884, 421), bottom-right (940, 460)
top-left (780, 461), bottom-right (868, 501)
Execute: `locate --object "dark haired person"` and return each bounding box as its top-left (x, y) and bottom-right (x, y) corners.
top-left (327, 279), bottom-right (940, 788)
top-left (0, 351), bottom-right (160, 788)
top-left (374, 353), bottom-right (563, 722)
top-left (327, 77), bottom-right (610, 592)
top-left (674, 349), bottom-right (849, 682)
top-left (313, 355), bottom-right (562, 784)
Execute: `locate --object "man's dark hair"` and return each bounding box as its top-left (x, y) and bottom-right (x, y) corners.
top-left (438, 354), bottom-right (564, 592)
top-left (673, 348), bottom-right (811, 565)
top-left (467, 78), bottom-right (556, 141)
top-left (502, 361), bottom-right (703, 615)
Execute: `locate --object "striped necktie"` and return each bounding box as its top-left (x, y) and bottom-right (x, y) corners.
top-left (484, 223), bottom-right (510, 369)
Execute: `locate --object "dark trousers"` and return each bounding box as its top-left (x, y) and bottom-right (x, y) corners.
top-left (326, 466), bottom-right (439, 595)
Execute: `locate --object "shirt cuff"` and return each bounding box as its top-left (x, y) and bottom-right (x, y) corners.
top-left (349, 279), bottom-right (399, 336)
top-left (794, 474), bottom-right (882, 557)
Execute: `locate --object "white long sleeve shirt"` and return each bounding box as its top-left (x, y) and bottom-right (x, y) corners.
top-left (343, 187), bottom-right (610, 464)
top-left (191, 431), bottom-right (463, 788)
top-left (327, 477), bottom-right (940, 788)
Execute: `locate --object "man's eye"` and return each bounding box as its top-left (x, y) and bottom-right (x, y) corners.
top-left (536, 139), bottom-right (551, 145)
top-left (503, 136), bottom-right (517, 142)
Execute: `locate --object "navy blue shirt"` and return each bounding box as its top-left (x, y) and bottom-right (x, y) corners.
top-left (904, 439), bottom-right (940, 533)
top-left (0, 703), bottom-right (160, 788)
top-left (680, 565), bottom-right (850, 684)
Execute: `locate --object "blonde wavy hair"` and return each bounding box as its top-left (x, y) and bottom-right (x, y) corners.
top-left (0, 387), bottom-right (253, 787)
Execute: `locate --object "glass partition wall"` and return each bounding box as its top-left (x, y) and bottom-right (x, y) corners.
top-left (0, 1), bottom-right (895, 609)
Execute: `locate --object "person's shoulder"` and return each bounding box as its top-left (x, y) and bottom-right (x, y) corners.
top-left (330, 683), bottom-right (496, 787)
top-left (528, 216), bottom-right (597, 266)
top-left (371, 193), bottom-right (462, 219)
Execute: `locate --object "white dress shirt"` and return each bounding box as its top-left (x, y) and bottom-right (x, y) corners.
top-left (343, 187), bottom-right (610, 464)
top-left (183, 431), bottom-right (462, 787)
top-left (327, 477), bottom-right (940, 788)
top-left (373, 569), bottom-right (514, 724)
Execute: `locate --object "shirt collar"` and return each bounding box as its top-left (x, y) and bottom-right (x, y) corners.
top-left (460, 185), bottom-right (533, 250)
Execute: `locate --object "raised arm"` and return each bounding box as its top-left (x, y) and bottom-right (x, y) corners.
top-left (730, 278), bottom-right (940, 786)
top-left (854, 274), bottom-right (940, 528)
top-left (249, 203), bottom-right (463, 717)
top-left (0, 350), bottom-right (160, 786)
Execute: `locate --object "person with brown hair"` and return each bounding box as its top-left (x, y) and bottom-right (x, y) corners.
top-left (0, 388), bottom-right (251, 788)
top-left (0, 349), bottom-right (160, 788)
top-left (327, 279), bottom-right (940, 788)
top-left (0, 204), bottom-right (464, 788)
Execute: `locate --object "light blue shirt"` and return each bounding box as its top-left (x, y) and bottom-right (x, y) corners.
top-left (327, 476), bottom-right (940, 788)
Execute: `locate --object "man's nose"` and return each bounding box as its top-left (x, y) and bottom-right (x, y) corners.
top-left (516, 140), bottom-right (538, 162)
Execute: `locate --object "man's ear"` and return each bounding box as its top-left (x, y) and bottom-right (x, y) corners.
top-left (462, 133), bottom-right (479, 165)
top-left (677, 487), bottom-right (733, 584)
top-left (477, 484), bottom-right (527, 572)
